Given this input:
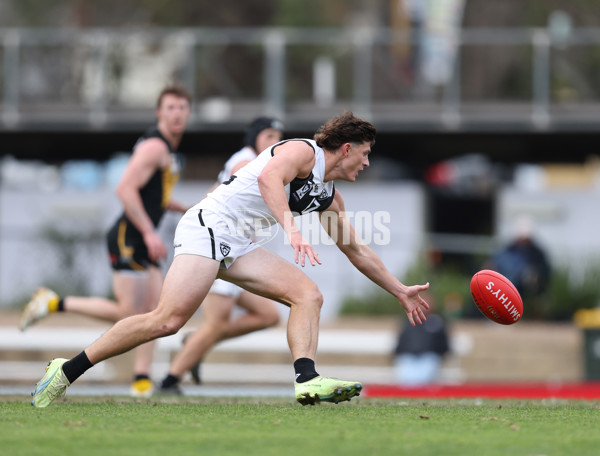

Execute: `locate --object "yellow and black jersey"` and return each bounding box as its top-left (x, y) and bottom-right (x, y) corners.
top-left (136, 127), bottom-right (181, 226)
top-left (106, 127), bottom-right (181, 271)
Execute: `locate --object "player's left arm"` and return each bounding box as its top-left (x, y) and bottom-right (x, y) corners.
top-left (319, 190), bottom-right (430, 326)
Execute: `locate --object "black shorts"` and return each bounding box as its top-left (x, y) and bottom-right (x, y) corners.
top-left (106, 218), bottom-right (159, 272)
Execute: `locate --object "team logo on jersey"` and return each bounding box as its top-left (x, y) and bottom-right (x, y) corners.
top-left (220, 242), bottom-right (231, 257)
top-left (295, 183), bottom-right (312, 201)
top-left (309, 183), bottom-right (323, 196)
top-left (293, 182), bottom-right (328, 203)
top-left (318, 189), bottom-right (329, 200)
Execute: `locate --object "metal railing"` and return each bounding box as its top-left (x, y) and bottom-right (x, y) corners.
top-left (2, 26), bottom-right (600, 132)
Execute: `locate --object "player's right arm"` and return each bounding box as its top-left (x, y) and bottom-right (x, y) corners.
top-left (116, 138), bottom-right (168, 262)
top-left (257, 141), bottom-right (319, 267)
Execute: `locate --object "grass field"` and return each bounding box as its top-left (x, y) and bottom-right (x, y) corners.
top-left (1, 395), bottom-right (599, 456)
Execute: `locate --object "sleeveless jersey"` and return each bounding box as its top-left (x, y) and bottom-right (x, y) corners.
top-left (217, 146), bottom-right (257, 184)
top-left (128, 127), bottom-right (181, 227)
top-left (198, 139), bottom-right (335, 236)
top-left (106, 127), bottom-right (180, 270)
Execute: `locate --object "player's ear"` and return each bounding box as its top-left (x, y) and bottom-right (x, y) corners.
top-left (342, 143), bottom-right (351, 157)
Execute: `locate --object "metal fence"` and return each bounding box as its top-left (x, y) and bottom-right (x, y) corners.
top-left (2, 26), bottom-right (600, 132)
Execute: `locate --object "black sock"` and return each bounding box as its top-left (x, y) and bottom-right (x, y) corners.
top-left (161, 374), bottom-right (180, 388)
top-left (57, 298), bottom-right (65, 312)
top-left (134, 374), bottom-right (150, 381)
top-left (62, 351), bottom-right (93, 384)
top-left (294, 358), bottom-right (319, 383)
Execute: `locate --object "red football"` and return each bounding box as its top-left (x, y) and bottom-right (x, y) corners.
top-left (470, 269), bottom-right (523, 325)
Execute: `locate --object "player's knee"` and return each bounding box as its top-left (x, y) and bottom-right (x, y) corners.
top-left (298, 284), bottom-right (323, 311)
top-left (152, 313), bottom-right (187, 338)
top-left (312, 289), bottom-right (324, 310)
top-left (156, 320), bottom-right (183, 337)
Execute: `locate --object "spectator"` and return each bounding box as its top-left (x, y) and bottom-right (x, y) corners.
top-left (393, 295), bottom-right (449, 386)
top-left (489, 217), bottom-right (551, 318)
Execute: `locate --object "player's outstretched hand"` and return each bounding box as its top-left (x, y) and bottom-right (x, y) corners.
top-left (398, 282), bottom-right (430, 326)
top-left (288, 231), bottom-right (322, 267)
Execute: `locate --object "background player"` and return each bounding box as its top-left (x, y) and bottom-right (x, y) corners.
top-left (19, 84), bottom-right (192, 398)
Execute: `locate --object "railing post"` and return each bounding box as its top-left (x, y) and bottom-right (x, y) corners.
top-left (88, 31), bottom-right (109, 128)
top-left (264, 30), bottom-right (285, 118)
top-left (353, 28), bottom-right (373, 118)
top-left (179, 30), bottom-right (197, 121)
top-left (2, 29), bottom-right (20, 127)
top-left (532, 28), bottom-right (551, 129)
top-left (441, 32), bottom-right (462, 130)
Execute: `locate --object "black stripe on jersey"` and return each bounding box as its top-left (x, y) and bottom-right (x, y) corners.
top-left (198, 210), bottom-right (216, 260)
top-left (270, 139), bottom-right (315, 157)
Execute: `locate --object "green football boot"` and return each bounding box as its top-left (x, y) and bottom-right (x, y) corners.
top-left (31, 358), bottom-right (70, 408)
top-left (295, 376), bottom-right (362, 406)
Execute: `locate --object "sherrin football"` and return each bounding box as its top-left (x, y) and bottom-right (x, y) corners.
top-left (470, 269), bottom-right (523, 325)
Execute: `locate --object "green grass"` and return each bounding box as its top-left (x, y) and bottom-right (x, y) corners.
top-left (1, 395), bottom-right (599, 456)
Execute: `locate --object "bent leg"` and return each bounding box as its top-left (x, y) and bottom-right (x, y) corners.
top-left (219, 291), bottom-right (280, 340)
top-left (62, 296), bottom-right (121, 322)
top-left (219, 247), bottom-right (322, 361)
top-left (63, 271), bottom-right (152, 322)
top-left (84, 254), bottom-right (219, 365)
top-left (19, 271), bottom-right (153, 332)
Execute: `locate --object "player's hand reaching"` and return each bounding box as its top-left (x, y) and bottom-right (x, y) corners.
top-left (288, 230), bottom-right (322, 267)
top-left (397, 283), bottom-right (431, 326)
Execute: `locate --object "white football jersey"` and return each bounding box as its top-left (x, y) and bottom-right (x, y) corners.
top-left (216, 146), bottom-right (257, 184)
top-left (197, 139), bottom-right (335, 236)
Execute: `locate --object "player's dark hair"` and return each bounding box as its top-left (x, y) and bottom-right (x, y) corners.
top-left (313, 111), bottom-right (376, 150)
top-left (156, 84), bottom-right (192, 108)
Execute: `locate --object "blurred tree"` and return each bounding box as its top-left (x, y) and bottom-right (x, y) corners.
top-left (0, 0), bottom-right (388, 28)
top-left (464, 0), bottom-right (600, 27)
top-left (0, 0), bottom-right (278, 27)
top-left (272, 0), bottom-right (371, 27)
top-left (3, 1), bottom-right (600, 29)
